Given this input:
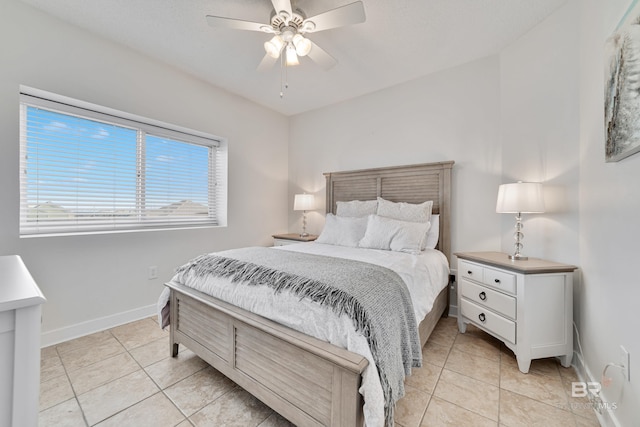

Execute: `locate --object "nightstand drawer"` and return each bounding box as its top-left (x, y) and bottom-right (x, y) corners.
top-left (482, 268), bottom-right (516, 294)
top-left (459, 261), bottom-right (483, 282)
top-left (459, 260), bottom-right (516, 294)
top-left (460, 279), bottom-right (516, 319)
top-left (460, 299), bottom-right (516, 344)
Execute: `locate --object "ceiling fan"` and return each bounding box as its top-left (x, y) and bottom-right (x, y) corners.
top-left (206, 0), bottom-right (366, 72)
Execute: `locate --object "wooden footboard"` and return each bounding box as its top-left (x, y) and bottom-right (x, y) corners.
top-left (167, 282), bottom-right (448, 426)
top-left (168, 282), bottom-right (368, 426)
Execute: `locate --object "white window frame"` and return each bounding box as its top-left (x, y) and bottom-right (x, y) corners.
top-left (19, 86), bottom-right (227, 237)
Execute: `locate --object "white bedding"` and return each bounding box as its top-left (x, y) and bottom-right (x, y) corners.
top-left (278, 242), bottom-right (450, 323)
top-left (158, 242), bottom-right (449, 427)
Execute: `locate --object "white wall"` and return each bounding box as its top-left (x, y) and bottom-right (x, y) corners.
top-left (289, 55), bottom-right (503, 260)
top-left (0, 0), bottom-right (289, 345)
top-left (499, 1), bottom-right (580, 267)
top-left (500, 0), bottom-right (640, 426)
top-left (578, 0), bottom-right (640, 425)
top-left (500, 0), bottom-right (639, 425)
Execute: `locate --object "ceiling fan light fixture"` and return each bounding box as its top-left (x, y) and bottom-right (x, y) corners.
top-left (206, 0), bottom-right (366, 96)
top-left (264, 35), bottom-right (284, 58)
top-left (285, 44), bottom-right (299, 66)
top-left (281, 27), bottom-right (295, 42)
top-left (292, 34), bottom-right (311, 56)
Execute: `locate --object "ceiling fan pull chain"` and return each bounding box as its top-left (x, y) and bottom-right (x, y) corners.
top-left (280, 54), bottom-right (284, 98)
top-left (285, 56), bottom-right (289, 90)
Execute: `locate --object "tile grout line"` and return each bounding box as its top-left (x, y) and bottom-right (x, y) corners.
top-left (126, 322), bottom-right (239, 426)
top-left (110, 323), bottom-right (194, 426)
top-left (54, 336), bottom-right (93, 427)
top-left (49, 322), bottom-right (168, 426)
top-left (430, 323), bottom-right (501, 425)
top-left (498, 351), bottom-right (584, 425)
top-left (79, 328), bottom-right (138, 427)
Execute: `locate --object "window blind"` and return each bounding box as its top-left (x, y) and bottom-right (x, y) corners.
top-left (19, 90), bottom-right (227, 236)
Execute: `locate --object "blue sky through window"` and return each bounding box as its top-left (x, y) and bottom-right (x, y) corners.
top-left (24, 106), bottom-right (210, 216)
top-left (146, 135), bottom-right (210, 210)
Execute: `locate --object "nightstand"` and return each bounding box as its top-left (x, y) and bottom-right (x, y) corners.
top-left (272, 233), bottom-right (318, 246)
top-left (455, 251), bottom-right (576, 373)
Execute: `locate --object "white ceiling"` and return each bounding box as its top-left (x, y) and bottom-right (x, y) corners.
top-left (20, 0), bottom-right (567, 116)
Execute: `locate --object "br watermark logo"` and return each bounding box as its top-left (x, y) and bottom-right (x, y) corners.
top-left (571, 381), bottom-right (618, 412)
top-left (571, 381), bottom-right (601, 397)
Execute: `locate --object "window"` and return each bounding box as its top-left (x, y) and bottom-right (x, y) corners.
top-left (19, 88), bottom-right (227, 236)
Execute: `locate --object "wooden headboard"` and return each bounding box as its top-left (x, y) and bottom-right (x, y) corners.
top-left (323, 161), bottom-right (454, 263)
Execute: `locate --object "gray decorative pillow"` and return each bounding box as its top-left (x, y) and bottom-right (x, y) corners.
top-left (376, 197), bottom-right (433, 223)
top-left (336, 200), bottom-right (378, 217)
top-left (376, 197), bottom-right (434, 250)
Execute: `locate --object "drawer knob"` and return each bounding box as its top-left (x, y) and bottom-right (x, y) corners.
top-left (467, 270), bottom-right (473, 275)
top-left (479, 291), bottom-right (487, 301)
top-left (478, 313), bottom-right (486, 323)
top-left (494, 278), bottom-right (501, 283)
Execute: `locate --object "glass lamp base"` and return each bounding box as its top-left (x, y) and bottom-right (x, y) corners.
top-left (508, 254), bottom-right (528, 261)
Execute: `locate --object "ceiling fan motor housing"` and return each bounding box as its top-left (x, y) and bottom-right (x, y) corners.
top-left (271, 11), bottom-right (305, 32)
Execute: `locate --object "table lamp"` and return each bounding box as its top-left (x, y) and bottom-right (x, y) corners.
top-left (293, 193), bottom-right (314, 237)
top-left (496, 181), bottom-right (545, 260)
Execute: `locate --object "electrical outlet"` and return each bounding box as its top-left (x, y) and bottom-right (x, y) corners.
top-left (621, 345), bottom-right (630, 382)
top-left (148, 266), bottom-right (158, 280)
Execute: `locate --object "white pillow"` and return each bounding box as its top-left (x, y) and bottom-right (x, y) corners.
top-left (376, 197), bottom-right (433, 223)
top-left (424, 214), bottom-right (440, 249)
top-left (336, 200), bottom-right (378, 217)
top-left (316, 214), bottom-right (368, 247)
top-left (377, 197), bottom-right (433, 249)
top-left (358, 215), bottom-right (431, 255)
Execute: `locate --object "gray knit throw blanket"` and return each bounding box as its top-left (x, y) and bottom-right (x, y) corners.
top-left (174, 247), bottom-right (422, 426)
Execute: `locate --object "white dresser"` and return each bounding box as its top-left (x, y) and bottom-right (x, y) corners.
top-left (456, 251), bottom-right (576, 373)
top-left (0, 255), bottom-right (46, 427)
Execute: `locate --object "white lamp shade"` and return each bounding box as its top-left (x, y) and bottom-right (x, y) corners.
top-left (292, 34), bottom-right (312, 56)
top-left (264, 36), bottom-right (284, 59)
top-left (496, 182), bottom-right (545, 213)
top-left (285, 44), bottom-right (299, 66)
top-left (294, 194), bottom-right (314, 211)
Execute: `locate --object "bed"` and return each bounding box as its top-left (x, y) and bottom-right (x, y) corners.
top-left (159, 161), bottom-right (454, 426)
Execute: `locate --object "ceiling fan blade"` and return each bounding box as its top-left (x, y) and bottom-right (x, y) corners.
top-left (257, 53), bottom-right (278, 72)
top-left (271, 0), bottom-right (293, 18)
top-left (303, 1), bottom-right (366, 33)
top-left (307, 41), bottom-right (337, 70)
top-left (206, 15), bottom-right (272, 32)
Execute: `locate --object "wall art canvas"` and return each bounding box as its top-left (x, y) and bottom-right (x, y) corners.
top-left (605, 0), bottom-right (640, 162)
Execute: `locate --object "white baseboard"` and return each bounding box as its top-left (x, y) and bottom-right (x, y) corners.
top-left (41, 304), bottom-right (157, 347)
top-left (573, 351), bottom-right (622, 427)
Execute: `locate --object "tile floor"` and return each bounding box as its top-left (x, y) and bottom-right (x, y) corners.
top-left (39, 315), bottom-right (602, 426)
